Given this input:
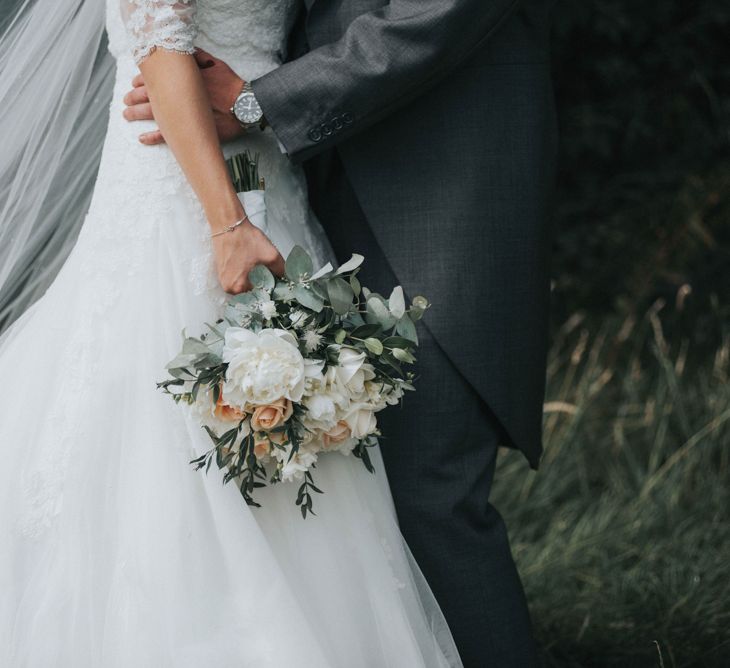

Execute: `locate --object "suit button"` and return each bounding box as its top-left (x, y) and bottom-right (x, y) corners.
top-left (308, 128), bottom-right (323, 142)
top-left (332, 116), bottom-right (343, 131)
top-left (342, 112), bottom-right (353, 126)
top-left (321, 122), bottom-right (333, 136)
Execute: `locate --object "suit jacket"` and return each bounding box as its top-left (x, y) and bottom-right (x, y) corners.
top-left (252, 0), bottom-right (557, 468)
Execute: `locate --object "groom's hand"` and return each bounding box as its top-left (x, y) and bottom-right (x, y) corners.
top-left (123, 49), bottom-right (246, 146)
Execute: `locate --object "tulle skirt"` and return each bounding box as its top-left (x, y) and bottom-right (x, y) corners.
top-left (0, 71), bottom-right (461, 667)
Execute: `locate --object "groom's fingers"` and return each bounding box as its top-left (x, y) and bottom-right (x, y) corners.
top-left (194, 48), bottom-right (216, 69)
top-left (139, 130), bottom-right (165, 146)
top-left (123, 86), bottom-right (149, 106)
top-left (123, 102), bottom-right (153, 122)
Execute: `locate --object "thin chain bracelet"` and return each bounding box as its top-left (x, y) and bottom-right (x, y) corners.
top-left (211, 216), bottom-right (248, 238)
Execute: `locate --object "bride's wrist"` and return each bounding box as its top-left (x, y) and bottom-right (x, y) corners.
top-left (206, 199), bottom-right (247, 235)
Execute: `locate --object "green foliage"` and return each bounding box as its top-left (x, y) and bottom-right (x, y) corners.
top-left (494, 306), bottom-right (730, 667)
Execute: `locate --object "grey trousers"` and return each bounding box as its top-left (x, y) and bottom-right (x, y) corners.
top-left (307, 153), bottom-right (541, 668)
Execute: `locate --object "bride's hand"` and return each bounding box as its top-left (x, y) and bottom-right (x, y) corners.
top-left (212, 220), bottom-right (285, 294)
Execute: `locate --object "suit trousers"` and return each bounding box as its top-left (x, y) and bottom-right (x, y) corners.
top-left (306, 152), bottom-right (541, 668)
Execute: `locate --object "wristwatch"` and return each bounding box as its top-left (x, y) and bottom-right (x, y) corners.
top-left (230, 81), bottom-right (265, 130)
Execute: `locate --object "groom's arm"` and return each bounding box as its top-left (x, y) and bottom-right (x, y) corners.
top-left (252, 0), bottom-right (520, 162)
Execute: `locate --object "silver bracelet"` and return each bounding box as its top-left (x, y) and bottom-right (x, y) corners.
top-left (211, 216), bottom-right (248, 238)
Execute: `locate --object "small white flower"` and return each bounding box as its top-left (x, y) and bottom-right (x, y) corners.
top-left (288, 309), bottom-right (308, 327)
top-left (303, 329), bottom-right (322, 353)
top-left (274, 445), bottom-right (319, 483)
top-left (259, 299), bottom-right (277, 320)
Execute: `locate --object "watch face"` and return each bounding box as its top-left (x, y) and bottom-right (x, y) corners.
top-left (234, 92), bottom-right (263, 125)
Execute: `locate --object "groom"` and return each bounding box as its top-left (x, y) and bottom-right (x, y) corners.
top-left (126, 1), bottom-right (556, 664)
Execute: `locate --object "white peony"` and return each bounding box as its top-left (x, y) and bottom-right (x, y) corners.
top-left (222, 328), bottom-right (306, 406)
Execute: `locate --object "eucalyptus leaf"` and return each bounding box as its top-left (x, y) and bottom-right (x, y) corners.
top-left (293, 285), bottom-right (325, 312)
top-left (396, 316), bottom-right (419, 344)
top-left (310, 262), bottom-right (334, 281)
top-left (182, 337), bottom-right (211, 355)
top-left (350, 323), bottom-right (382, 339)
top-left (248, 264), bottom-right (275, 290)
top-left (334, 329), bottom-right (347, 344)
top-left (229, 291), bottom-right (258, 306)
top-left (392, 347), bottom-right (416, 363)
top-left (364, 338), bottom-right (384, 355)
top-left (382, 336), bottom-right (415, 349)
top-left (272, 282), bottom-right (295, 301)
top-left (327, 277), bottom-right (355, 315)
top-left (285, 245), bottom-right (314, 282)
top-left (349, 274), bottom-right (361, 297)
top-left (335, 253), bottom-right (364, 275)
top-left (366, 296), bottom-right (397, 329)
top-left (388, 286), bottom-right (406, 319)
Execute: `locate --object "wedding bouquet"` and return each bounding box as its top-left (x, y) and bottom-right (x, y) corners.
top-left (159, 243), bottom-right (429, 517)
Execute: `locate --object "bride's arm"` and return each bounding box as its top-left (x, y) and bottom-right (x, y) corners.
top-left (121, 1), bottom-right (284, 292)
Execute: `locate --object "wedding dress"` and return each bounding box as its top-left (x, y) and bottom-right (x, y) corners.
top-left (0, 1), bottom-right (462, 666)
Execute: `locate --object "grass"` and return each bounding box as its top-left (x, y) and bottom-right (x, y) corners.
top-left (493, 301), bottom-right (730, 667)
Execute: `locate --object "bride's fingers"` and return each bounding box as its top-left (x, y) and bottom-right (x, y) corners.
top-left (139, 130), bottom-right (165, 145)
top-left (132, 73), bottom-right (145, 88)
top-left (123, 86), bottom-right (149, 106)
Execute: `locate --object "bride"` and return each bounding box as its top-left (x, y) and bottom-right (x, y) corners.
top-left (0, 1), bottom-right (462, 666)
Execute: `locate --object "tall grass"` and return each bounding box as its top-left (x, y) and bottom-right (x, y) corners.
top-left (494, 302), bottom-right (730, 667)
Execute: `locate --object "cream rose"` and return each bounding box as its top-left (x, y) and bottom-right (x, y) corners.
top-left (345, 407), bottom-right (378, 439)
top-left (250, 398), bottom-right (293, 431)
top-left (323, 421), bottom-right (351, 449)
top-left (222, 328), bottom-right (306, 406)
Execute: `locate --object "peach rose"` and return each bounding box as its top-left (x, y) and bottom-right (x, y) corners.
top-left (214, 391), bottom-right (247, 422)
top-left (267, 430), bottom-right (289, 446)
top-left (323, 421), bottom-right (351, 449)
top-left (250, 398), bottom-right (293, 431)
top-left (253, 434), bottom-right (271, 460)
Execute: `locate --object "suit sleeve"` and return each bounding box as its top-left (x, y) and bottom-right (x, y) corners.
top-left (251, 0), bottom-right (520, 162)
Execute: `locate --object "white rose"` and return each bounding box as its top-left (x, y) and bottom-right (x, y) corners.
top-left (336, 348), bottom-right (376, 396)
top-left (222, 328), bottom-right (306, 406)
top-left (345, 407), bottom-right (378, 439)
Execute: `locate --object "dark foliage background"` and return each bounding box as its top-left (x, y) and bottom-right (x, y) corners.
top-left (549, 0), bottom-right (730, 335)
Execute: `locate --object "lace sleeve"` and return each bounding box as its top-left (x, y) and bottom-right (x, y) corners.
top-left (121, 0), bottom-right (198, 65)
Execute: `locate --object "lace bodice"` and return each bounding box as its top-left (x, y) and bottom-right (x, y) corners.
top-left (107, 0), bottom-right (299, 80)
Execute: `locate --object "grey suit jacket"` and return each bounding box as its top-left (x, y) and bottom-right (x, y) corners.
top-left (253, 0), bottom-right (557, 467)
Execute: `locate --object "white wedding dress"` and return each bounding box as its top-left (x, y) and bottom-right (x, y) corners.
top-left (0, 1), bottom-right (462, 666)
